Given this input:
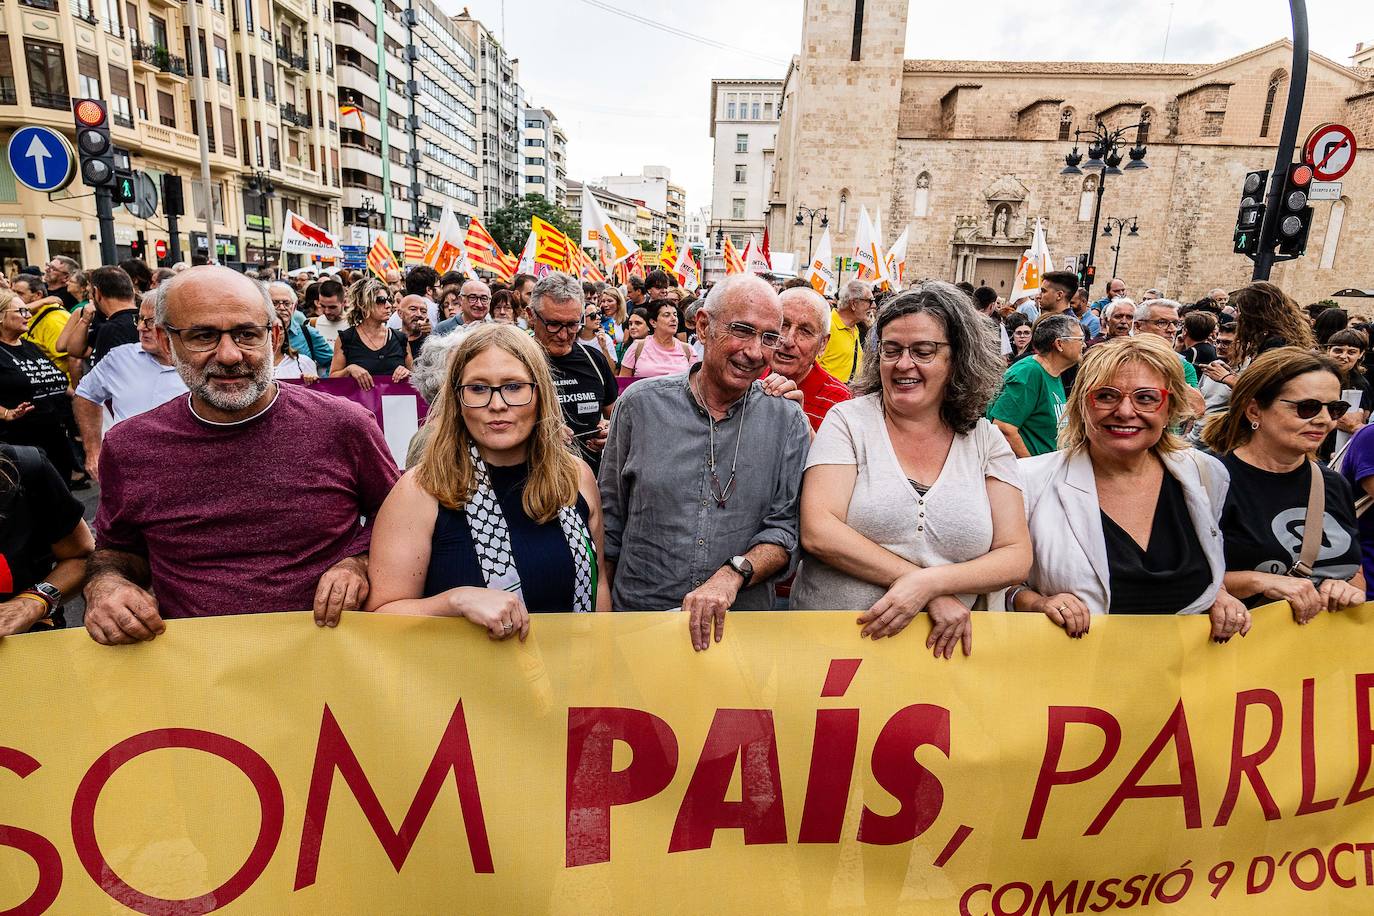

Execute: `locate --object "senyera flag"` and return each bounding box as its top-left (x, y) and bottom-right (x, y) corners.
top-left (366, 236), bottom-right (400, 280)
top-left (402, 234), bottom-right (426, 264)
top-left (281, 211), bottom-right (343, 259)
top-left (722, 236), bottom-right (745, 275)
top-left (463, 217), bottom-right (509, 274)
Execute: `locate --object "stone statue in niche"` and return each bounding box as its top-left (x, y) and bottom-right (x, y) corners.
top-left (993, 207), bottom-right (1009, 237)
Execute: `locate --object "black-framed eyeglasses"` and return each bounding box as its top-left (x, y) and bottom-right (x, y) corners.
top-left (1089, 386), bottom-right (1169, 413)
top-left (463, 294), bottom-right (492, 305)
top-left (535, 314), bottom-right (581, 336)
top-left (1280, 398), bottom-right (1350, 421)
top-left (879, 340), bottom-right (950, 363)
top-left (136, 316), bottom-right (156, 329)
top-left (1140, 318), bottom-right (1183, 331)
top-left (163, 324), bottom-right (271, 351)
top-left (458, 382), bottom-right (536, 409)
top-left (721, 321), bottom-right (781, 349)
top-left (270, 298), bottom-right (294, 307)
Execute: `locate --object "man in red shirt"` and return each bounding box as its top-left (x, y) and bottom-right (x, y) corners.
top-left (769, 286), bottom-right (852, 431)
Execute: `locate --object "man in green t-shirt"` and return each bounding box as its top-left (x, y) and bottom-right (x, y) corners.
top-left (989, 313), bottom-right (1084, 457)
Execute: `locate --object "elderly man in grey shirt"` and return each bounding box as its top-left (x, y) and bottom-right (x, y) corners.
top-left (599, 274), bottom-right (811, 650)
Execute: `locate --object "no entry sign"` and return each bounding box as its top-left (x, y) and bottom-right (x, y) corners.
top-left (1303, 123), bottom-right (1357, 181)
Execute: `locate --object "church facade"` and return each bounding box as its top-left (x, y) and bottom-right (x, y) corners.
top-left (766, 0), bottom-right (1373, 303)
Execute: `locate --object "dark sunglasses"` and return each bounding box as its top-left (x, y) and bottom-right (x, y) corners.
top-left (1279, 398), bottom-right (1350, 421)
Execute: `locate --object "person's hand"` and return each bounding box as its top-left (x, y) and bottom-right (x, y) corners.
top-left (313, 555), bottom-right (369, 627)
top-left (303, 373), bottom-right (319, 384)
top-left (0, 596), bottom-right (49, 638)
top-left (84, 575), bottom-right (165, 645)
top-left (1336, 411), bottom-right (1363, 433)
top-left (0, 403), bottom-right (34, 422)
top-left (683, 567), bottom-right (740, 651)
top-left (1317, 577), bottom-right (1365, 613)
top-left (447, 587), bottom-right (529, 640)
top-left (858, 568), bottom-right (939, 639)
top-left (1203, 361), bottom-right (1233, 384)
top-left (1258, 574), bottom-right (1325, 623)
top-left (344, 364), bottom-right (374, 390)
top-left (924, 595), bottom-right (972, 658)
top-left (85, 448), bottom-right (100, 481)
top-left (585, 418), bottom-right (609, 454)
top-left (558, 423), bottom-right (575, 449)
top-left (760, 373), bottom-right (803, 405)
top-left (1207, 589), bottom-right (1251, 642)
top-left (1033, 592), bottom-right (1092, 638)
top-left (391, 365), bottom-right (411, 383)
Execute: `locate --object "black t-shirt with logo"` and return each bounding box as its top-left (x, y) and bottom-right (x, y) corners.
top-left (0, 340), bottom-right (69, 427)
top-left (546, 344), bottom-right (617, 470)
top-left (1218, 452), bottom-right (1361, 605)
top-left (0, 444), bottom-right (84, 629)
top-left (90, 308), bottom-right (140, 366)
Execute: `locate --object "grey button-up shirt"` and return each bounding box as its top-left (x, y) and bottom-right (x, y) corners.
top-left (598, 366), bottom-right (811, 611)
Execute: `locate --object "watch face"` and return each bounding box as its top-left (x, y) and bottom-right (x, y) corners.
top-left (35, 583), bottom-right (61, 603)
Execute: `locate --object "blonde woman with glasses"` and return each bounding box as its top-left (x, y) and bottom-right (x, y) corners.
top-left (367, 325), bottom-right (610, 635)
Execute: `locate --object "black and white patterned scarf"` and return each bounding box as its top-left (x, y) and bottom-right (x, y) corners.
top-left (464, 446), bottom-right (595, 612)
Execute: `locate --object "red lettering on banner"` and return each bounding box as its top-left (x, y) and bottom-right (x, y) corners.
top-left (1296, 677), bottom-right (1339, 815)
top-left (294, 702), bottom-right (493, 890)
top-left (1087, 700), bottom-right (1201, 834)
top-left (70, 729), bottom-right (284, 915)
top-left (1214, 689), bottom-right (1283, 826)
top-left (858, 704), bottom-right (950, 845)
top-left (1022, 707), bottom-right (1122, 840)
top-left (0, 747), bottom-right (62, 916)
top-left (668, 709), bottom-right (787, 852)
top-left (1345, 673), bottom-right (1374, 805)
top-left (798, 708), bottom-right (860, 843)
top-left (565, 707), bottom-right (678, 867)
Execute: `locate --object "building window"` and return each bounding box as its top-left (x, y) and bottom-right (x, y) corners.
top-left (525, 156), bottom-right (545, 166)
top-left (731, 198), bottom-right (745, 220)
top-left (525, 118), bottom-right (544, 129)
top-left (838, 189), bottom-right (848, 227)
top-left (24, 40), bottom-right (69, 111)
top-left (735, 133), bottom-right (748, 153)
top-left (215, 37), bottom-right (230, 85)
top-left (734, 164), bottom-right (747, 183)
top-left (1059, 107), bottom-right (1074, 141)
top-left (109, 65), bottom-right (133, 127)
top-left (726, 92), bottom-right (736, 119)
top-left (751, 99), bottom-right (760, 119)
top-left (528, 175), bottom-right (545, 184)
top-left (1261, 70), bottom-right (1286, 138)
top-left (764, 100), bottom-right (773, 119)
top-left (77, 52), bottom-right (103, 100)
top-left (528, 138), bottom-right (544, 147)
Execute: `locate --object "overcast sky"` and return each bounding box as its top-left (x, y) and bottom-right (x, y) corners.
top-left (437, 0), bottom-right (1370, 213)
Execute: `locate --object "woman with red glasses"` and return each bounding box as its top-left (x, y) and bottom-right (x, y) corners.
top-left (1010, 336), bottom-right (1250, 640)
top-left (1202, 347), bottom-right (1365, 620)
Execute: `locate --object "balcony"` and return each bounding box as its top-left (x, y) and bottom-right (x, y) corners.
top-left (31, 89), bottom-right (71, 110)
top-left (20, 0), bottom-right (59, 9)
top-left (112, 112), bottom-right (134, 128)
top-left (71, 0), bottom-right (99, 22)
top-left (279, 103), bottom-right (311, 129)
top-left (216, 66), bottom-right (231, 84)
top-left (275, 44), bottom-right (307, 71)
top-left (0, 85), bottom-right (17, 106)
top-left (131, 40), bottom-right (188, 77)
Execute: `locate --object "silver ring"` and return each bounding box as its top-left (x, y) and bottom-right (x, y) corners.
top-left (502, 622), bottom-right (513, 632)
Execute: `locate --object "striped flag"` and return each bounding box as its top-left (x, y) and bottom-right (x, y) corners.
top-left (722, 237), bottom-right (745, 275)
top-left (366, 236), bottom-right (400, 280)
top-left (402, 234), bottom-right (425, 264)
top-left (658, 232), bottom-right (678, 271)
top-left (494, 250), bottom-right (519, 283)
top-left (532, 216), bottom-right (571, 270)
top-left (569, 245), bottom-right (606, 282)
top-left (463, 217), bottom-right (508, 273)
top-left (339, 104), bottom-right (365, 132)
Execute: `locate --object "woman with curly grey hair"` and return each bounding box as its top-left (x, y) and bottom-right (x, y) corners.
top-left (791, 281), bottom-right (1031, 658)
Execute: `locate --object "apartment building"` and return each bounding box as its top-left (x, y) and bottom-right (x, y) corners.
top-left (521, 103), bottom-right (566, 206)
top-left (453, 10), bottom-right (522, 216)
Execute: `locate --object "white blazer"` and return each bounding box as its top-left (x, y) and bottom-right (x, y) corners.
top-left (1018, 447), bottom-right (1230, 615)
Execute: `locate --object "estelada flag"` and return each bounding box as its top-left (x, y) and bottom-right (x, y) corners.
top-left (722, 237), bottom-right (744, 275)
top-left (532, 216), bottom-right (571, 270)
top-left (658, 232), bottom-right (677, 272)
top-left (402, 234), bottom-right (426, 264)
top-left (365, 236), bottom-right (400, 280)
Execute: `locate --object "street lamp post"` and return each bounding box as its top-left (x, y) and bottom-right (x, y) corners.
top-left (1101, 216), bottom-right (1139, 280)
top-left (794, 205), bottom-right (828, 265)
top-left (1061, 120), bottom-right (1148, 297)
top-left (356, 196), bottom-right (376, 242)
top-left (247, 169), bottom-right (274, 269)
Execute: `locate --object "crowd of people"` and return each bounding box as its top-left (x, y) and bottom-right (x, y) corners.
top-left (0, 252), bottom-right (1367, 657)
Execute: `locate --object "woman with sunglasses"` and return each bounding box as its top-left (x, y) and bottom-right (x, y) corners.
top-left (577, 300), bottom-right (618, 368)
top-left (1201, 347), bottom-right (1365, 621)
top-left (1012, 336), bottom-right (1249, 640)
top-left (330, 277), bottom-right (412, 391)
top-left (367, 325), bottom-right (610, 632)
top-left (794, 282), bottom-right (1031, 658)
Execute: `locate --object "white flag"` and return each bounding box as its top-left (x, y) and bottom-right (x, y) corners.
top-left (672, 244), bottom-right (699, 292)
top-left (884, 226), bottom-right (909, 288)
top-left (806, 228), bottom-right (836, 296)
top-left (852, 206), bottom-right (890, 286)
top-left (280, 210), bottom-right (343, 258)
top-left (742, 235), bottom-right (770, 275)
top-left (421, 203), bottom-right (468, 274)
top-left (1009, 218), bottom-right (1053, 303)
top-left (516, 230), bottom-right (538, 276)
top-left (580, 185), bottom-right (638, 265)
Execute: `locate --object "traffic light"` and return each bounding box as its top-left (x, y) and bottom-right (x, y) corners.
top-left (1274, 162), bottom-right (1314, 257)
top-left (112, 168), bottom-right (136, 204)
top-left (1082, 264), bottom-right (1096, 289)
top-left (1233, 169), bottom-right (1267, 257)
top-left (71, 98), bottom-right (115, 188)
top-left (162, 174), bottom-right (184, 217)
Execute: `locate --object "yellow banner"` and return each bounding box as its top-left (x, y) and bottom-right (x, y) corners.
top-left (2, 606), bottom-right (1372, 914)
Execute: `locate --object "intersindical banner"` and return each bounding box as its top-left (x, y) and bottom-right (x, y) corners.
top-left (1, 606), bottom-right (1371, 914)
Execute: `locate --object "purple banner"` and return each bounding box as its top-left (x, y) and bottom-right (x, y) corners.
top-left (284, 376), bottom-right (427, 466)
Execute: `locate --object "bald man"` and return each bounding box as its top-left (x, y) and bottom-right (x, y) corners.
top-left (433, 279), bottom-right (492, 335)
top-left (84, 266), bottom-right (400, 645)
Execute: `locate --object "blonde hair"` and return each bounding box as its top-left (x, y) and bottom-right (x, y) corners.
top-left (1059, 335), bottom-right (1192, 455)
top-left (415, 324), bottom-right (580, 523)
top-left (599, 286), bottom-right (627, 325)
top-left (1200, 346), bottom-right (1340, 455)
top-left (345, 276), bottom-right (387, 326)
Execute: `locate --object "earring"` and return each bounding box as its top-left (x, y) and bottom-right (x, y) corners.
top-left (1251, 421), bottom-right (1260, 430)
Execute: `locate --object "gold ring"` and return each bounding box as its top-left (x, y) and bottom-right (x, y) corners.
top-left (1058, 605), bottom-right (1068, 613)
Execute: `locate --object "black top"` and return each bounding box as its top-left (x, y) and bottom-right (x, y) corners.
top-left (547, 344), bottom-right (617, 471)
top-left (1102, 471), bottom-right (1211, 614)
top-left (90, 307), bottom-right (139, 366)
top-left (0, 444), bottom-right (83, 630)
top-left (1182, 342), bottom-right (1218, 368)
top-left (407, 333), bottom-right (429, 360)
top-left (51, 287), bottom-right (78, 311)
top-left (1219, 452), bottom-right (1362, 606)
top-left (423, 461), bottom-right (590, 613)
top-left (337, 326), bottom-right (408, 375)
top-left (0, 340), bottom-right (69, 429)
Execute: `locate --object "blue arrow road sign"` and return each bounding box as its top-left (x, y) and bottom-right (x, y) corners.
top-left (6, 127), bottom-right (76, 193)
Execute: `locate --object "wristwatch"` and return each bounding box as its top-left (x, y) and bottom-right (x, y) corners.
top-left (726, 556), bottom-right (754, 589)
top-left (19, 582), bottom-right (61, 617)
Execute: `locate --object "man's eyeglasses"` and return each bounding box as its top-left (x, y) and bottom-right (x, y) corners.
top-left (1088, 386), bottom-right (1169, 413)
top-left (463, 294), bottom-right (492, 305)
top-left (1140, 318), bottom-right (1183, 331)
top-left (270, 298), bottom-right (294, 307)
top-left (458, 382), bottom-right (536, 409)
top-left (163, 324), bottom-right (271, 351)
top-left (136, 316), bottom-right (156, 329)
top-left (721, 321), bottom-right (781, 349)
top-left (1281, 398), bottom-right (1351, 421)
top-left (879, 340), bottom-right (950, 363)
top-left (535, 314), bottom-right (581, 336)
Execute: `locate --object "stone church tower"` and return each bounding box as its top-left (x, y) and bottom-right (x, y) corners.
top-left (771, 0), bottom-right (908, 262)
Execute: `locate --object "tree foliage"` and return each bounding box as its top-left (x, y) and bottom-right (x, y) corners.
top-left (487, 194), bottom-right (579, 254)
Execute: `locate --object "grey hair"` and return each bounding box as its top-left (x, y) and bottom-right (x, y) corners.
top-left (702, 273), bottom-right (775, 318)
top-left (155, 265), bottom-right (273, 326)
top-left (530, 271), bottom-right (583, 314)
top-left (1103, 298), bottom-right (1136, 323)
top-left (1135, 297), bottom-right (1180, 321)
top-left (853, 280), bottom-right (1004, 434)
top-left (779, 286), bottom-right (830, 336)
top-left (840, 279), bottom-right (871, 305)
top-left (1032, 313), bottom-right (1080, 353)
top-left (268, 280), bottom-right (297, 304)
top-left (410, 329), bottom-right (463, 404)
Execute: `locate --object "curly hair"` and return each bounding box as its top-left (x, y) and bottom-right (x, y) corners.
top-left (1231, 281), bottom-right (1315, 367)
top-left (1059, 336), bottom-right (1192, 455)
top-left (851, 280), bottom-right (1004, 433)
top-left (344, 276), bottom-right (388, 326)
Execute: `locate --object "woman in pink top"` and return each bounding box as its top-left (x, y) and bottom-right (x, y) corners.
top-left (618, 300), bottom-right (698, 379)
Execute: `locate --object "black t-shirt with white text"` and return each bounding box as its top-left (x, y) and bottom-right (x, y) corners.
top-left (0, 444), bottom-right (84, 628)
top-left (546, 345), bottom-right (617, 470)
top-left (0, 340), bottom-right (69, 430)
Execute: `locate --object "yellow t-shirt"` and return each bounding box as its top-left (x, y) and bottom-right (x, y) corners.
top-left (23, 303), bottom-right (71, 381)
top-left (818, 308), bottom-right (862, 383)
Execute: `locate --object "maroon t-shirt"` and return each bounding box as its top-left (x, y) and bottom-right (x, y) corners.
top-left (95, 383), bottom-right (400, 617)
